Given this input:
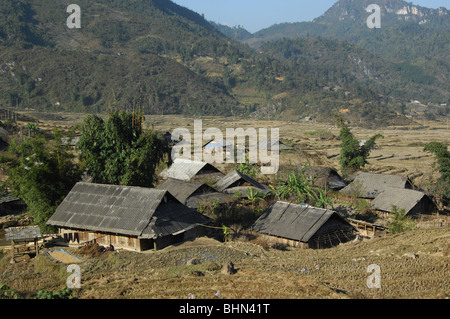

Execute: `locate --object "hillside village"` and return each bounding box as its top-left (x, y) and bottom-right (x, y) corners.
top-left (0, 109), bottom-right (448, 300)
top-left (0, 0), bottom-right (449, 301)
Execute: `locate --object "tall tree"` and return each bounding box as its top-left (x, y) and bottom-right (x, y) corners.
top-left (77, 111), bottom-right (170, 187)
top-left (336, 115), bottom-right (382, 176)
top-left (424, 142), bottom-right (450, 202)
top-left (4, 132), bottom-right (82, 232)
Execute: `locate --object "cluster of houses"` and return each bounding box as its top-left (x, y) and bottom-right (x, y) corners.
top-left (43, 158), bottom-right (438, 252)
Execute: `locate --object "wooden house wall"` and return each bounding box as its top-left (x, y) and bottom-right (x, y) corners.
top-left (57, 226), bottom-right (207, 251)
top-left (58, 228), bottom-right (143, 251)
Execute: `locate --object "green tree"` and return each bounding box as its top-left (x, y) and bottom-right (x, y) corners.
top-left (336, 115), bottom-right (382, 176)
top-left (4, 132), bottom-right (82, 232)
top-left (78, 111), bottom-right (170, 187)
top-left (424, 142), bottom-right (450, 201)
top-left (388, 206), bottom-right (416, 234)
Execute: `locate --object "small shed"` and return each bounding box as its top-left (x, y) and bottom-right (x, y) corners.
top-left (0, 192), bottom-right (26, 216)
top-left (204, 138), bottom-right (233, 153)
top-left (47, 182), bottom-right (211, 251)
top-left (252, 201), bottom-right (355, 249)
top-left (370, 187), bottom-right (437, 217)
top-left (156, 178), bottom-right (234, 209)
top-left (159, 158), bottom-right (223, 182)
top-left (340, 172), bottom-right (413, 199)
top-left (250, 139), bottom-right (293, 151)
top-left (5, 226), bottom-right (42, 260)
top-left (301, 166), bottom-right (346, 190)
top-left (213, 170), bottom-right (270, 198)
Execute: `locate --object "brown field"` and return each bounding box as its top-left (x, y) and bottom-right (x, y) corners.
top-left (14, 111), bottom-right (450, 187)
top-left (0, 227), bottom-right (449, 299)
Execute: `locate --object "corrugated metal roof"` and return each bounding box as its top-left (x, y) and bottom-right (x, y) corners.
top-left (340, 172), bottom-right (411, 198)
top-left (159, 159), bottom-right (221, 181)
top-left (47, 182), bottom-right (209, 239)
top-left (370, 187), bottom-right (433, 215)
top-left (252, 201), bottom-right (353, 243)
top-left (213, 170), bottom-right (269, 192)
top-left (5, 226), bottom-right (41, 241)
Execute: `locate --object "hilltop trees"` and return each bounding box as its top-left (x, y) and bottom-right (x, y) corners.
top-left (77, 111), bottom-right (170, 187)
top-left (336, 115), bottom-right (383, 176)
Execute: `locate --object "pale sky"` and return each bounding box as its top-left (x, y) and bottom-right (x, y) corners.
top-left (172, 0), bottom-right (450, 33)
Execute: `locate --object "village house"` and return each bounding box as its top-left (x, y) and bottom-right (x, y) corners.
top-left (251, 201), bottom-right (355, 249)
top-left (249, 138), bottom-right (294, 151)
top-left (159, 158), bottom-right (224, 182)
top-left (370, 187), bottom-right (437, 217)
top-left (203, 138), bottom-right (234, 159)
top-left (47, 182), bottom-right (211, 251)
top-left (213, 170), bottom-right (270, 198)
top-left (302, 166), bottom-right (346, 190)
top-left (339, 172), bottom-right (413, 199)
top-left (156, 178), bottom-right (233, 209)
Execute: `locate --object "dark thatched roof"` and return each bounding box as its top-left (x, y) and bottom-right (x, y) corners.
top-left (47, 182), bottom-right (209, 239)
top-left (185, 192), bottom-right (234, 209)
top-left (302, 166), bottom-right (346, 190)
top-left (340, 172), bottom-right (412, 199)
top-left (213, 170), bottom-right (269, 192)
top-left (156, 179), bottom-right (216, 204)
top-left (370, 187), bottom-right (437, 215)
top-left (252, 201), bottom-right (354, 243)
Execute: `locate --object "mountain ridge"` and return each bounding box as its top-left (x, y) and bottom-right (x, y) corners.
top-left (0, 0), bottom-right (448, 124)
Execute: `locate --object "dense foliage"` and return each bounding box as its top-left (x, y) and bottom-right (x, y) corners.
top-left (424, 142), bottom-right (450, 201)
top-left (336, 116), bottom-right (383, 175)
top-left (0, 0), bottom-right (447, 123)
top-left (3, 132), bottom-right (83, 232)
top-left (78, 111), bottom-right (170, 187)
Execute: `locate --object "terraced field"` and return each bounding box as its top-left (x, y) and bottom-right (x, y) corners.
top-left (1, 227), bottom-right (448, 299)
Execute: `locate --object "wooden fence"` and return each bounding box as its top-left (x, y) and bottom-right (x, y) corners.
top-left (417, 214), bottom-right (449, 228)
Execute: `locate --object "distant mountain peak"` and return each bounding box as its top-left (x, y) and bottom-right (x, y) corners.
top-left (316, 0), bottom-right (448, 24)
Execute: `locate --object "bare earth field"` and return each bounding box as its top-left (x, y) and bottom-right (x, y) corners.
top-left (1, 111), bottom-right (448, 300)
top-left (17, 111), bottom-right (450, 186)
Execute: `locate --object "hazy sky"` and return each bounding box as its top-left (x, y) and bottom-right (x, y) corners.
top-left (171, 0), bottom-right (450, 33)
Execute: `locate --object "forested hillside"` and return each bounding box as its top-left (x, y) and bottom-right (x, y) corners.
top-left (0, 0), bottom-right (448, 122)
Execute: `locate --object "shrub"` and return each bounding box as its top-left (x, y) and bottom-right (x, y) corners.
top-left (388, 206), bottom-right (416, 234)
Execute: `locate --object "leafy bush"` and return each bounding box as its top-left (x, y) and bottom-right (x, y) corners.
top-left (34, 287), bottom-right (74, 299)
top-left (0, 283), bottom-right (19, 299)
